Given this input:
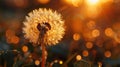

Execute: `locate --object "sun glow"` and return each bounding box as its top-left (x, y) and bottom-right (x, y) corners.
top-left (86, 0), bottom-right (100, 6)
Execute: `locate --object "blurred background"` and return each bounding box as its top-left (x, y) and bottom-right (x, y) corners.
top-left (0, 0), bottom-right (120, 67)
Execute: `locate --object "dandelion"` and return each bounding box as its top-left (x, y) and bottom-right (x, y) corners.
top-left (23, 8), bottom-right (65, 46)
top-left (23, 8), bottom-right (65, 67)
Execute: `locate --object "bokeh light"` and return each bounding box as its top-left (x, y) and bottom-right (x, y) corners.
top-left (114, 34), bottom-right (120, 43)
top-left (86, 42), bottom-right (93, 49)
top-left (22, 45), bottom-right (28, 53)
top-left (35, 59), bottom-right (40, 66)
top-left (87, 20), bottom-right (96, 29)
top-left (83, 29), bottom-right (95, 42)
top-left (92, 29), bottom-right (100, 38)
top-left (113, 22), bottom-right (120, 43)
top-left (73, 33), bottom-right (80, 41)
top-left (5, 29), bottom-right (20, 44)
top-left (105, 28), bottom-right (114, 37)
top-left (82, 50), bottom-right (89, 57)
top-left (104, 51), bottom-right (111, 58)
top-left (76, 55), bottom-right (82, 61)
top-left (11, 36), bottom-right (20, 44)
top-left (59, 60), bottom-right (63, 64)
top-left (54, 60), bottom-right (58, 63)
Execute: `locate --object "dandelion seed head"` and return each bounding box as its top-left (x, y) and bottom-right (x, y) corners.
top-left (23, 8), bottom-right (65, 46)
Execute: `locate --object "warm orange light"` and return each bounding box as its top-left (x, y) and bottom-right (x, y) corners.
top-left (22, 45), bottom-right (28, 53)
top-left (105, 28), bottom-right (114, 37)
top-left (114, 34), bottom-right (120, 43)
top-left (85, 0), bottom-right (101, 18)
top-left (35, 60), bottom-right (40, 66)
top-left (6, 29), bottom-right (20, 44)
top-left (86, 42), bottom-right (93, 49)
top-left (63, 0), bottom-right (82, 7)
top-left (86, 0), bottom-right (100, 6)
top-left (37, 0), bottom-right (50, 4)
top-left (11, 36), bottom-right (20, 44)
top-left (73, 33), bottom-right (80, 41)
top-left (92, 29), bottom-right (100, 38)
top-left (104, 51), bottom-right (111, 58)
top-left (87, 21), bottom-right (96, 29)
top-left (76, 55), bottom-right (82, 61)
top-left (59, 60), bottom-right (63, 64)
top-left (86, 7), bottom-right (101, 18)
top-left (82, 50), bottom-right (89, 57)
top-left (72, 19), bottom-right (83, 33)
